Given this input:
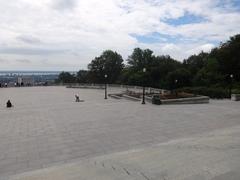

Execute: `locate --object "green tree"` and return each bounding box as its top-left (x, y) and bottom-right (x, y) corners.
top-left (123, 48), bottom-right (182, 88)
top-left (193, 58), bottom-right (224, 86)
top-left (166, 68), bottom-right (191, 90)
top-left (149, 55), bottom-right (182, 87)
top-left (210, 34), bottom-right (240, 82)
top-left (57, 72), bottom-right (76, 83)
top-left (127, 48), bottom-right (154, 70)
top-left (88, 50), bottom-right (124, 83)
top-left (183, 51), bottom-right (208, 76)
top-left (76, 70), bottom-right (88, 83)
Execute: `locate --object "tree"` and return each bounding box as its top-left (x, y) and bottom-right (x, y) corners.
top-left (57, 72), bottom-right (76, 83)
top-left (88, 50), bottom-right (124, 83)
top-left (210, 34), bottom-right (240, 82)
top-left (56, 34), bottom-right (240, 94)
top-left (183, 51), bottom-right (208, 76)
top-left (76, 70), bottom-right (88, 83)
top-left (193, 58), bottom-right (224, 86)
top-left (124, 48), bottom-right (182, 88)
top-left (149, 55), bottom-right (182, 88)
top-left (127, 48), bottom-right (154, 70)
top-left (166, 68), bottom-right (191, 90)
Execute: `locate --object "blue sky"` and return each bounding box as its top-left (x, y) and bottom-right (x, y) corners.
top-left (0, 0), bottom-right (239, 70)
top-left (217, 0), bottom-right (240, 10)
top-left (164, 13), bottom-right (207, 26)
top-left (131, 32), bottom-right (181, 44)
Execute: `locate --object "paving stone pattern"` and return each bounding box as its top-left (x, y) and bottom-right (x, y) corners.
top-left (0, 86), bottom-right (240, 179)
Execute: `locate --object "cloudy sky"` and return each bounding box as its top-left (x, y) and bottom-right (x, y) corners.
top-left (0, 0), bottom-right (240, 71)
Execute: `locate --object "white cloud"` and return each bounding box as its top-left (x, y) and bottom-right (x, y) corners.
top-left (16, 35), bottom-right (41, 44)
top-left (187, 43), bottom-right (215, 55)
top-left (52, 0), bottom-right (77, 10)
top-left (0, 0), bottom-right (239, 70)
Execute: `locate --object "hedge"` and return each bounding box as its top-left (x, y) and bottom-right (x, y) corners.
top-left (180, 87), bottom-right (229, 99)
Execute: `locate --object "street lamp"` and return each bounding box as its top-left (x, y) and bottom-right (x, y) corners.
top-left (104, 74), bottom-right (108, 99)
top-left (229, 74), bottom-right (233, 98)
top-left (175, 79), bottom-right (178, 97)
top-left (142, 68), bottom-right (146, 104)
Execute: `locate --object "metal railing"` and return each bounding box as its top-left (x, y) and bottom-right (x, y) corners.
top-left (62, 83), bottom-right (169, 94)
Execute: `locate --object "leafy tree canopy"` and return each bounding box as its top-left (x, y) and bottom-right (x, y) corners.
top-left (88, 50), bottom-right (124, 83)
top-left (58, 34), bottom-right (240, 92)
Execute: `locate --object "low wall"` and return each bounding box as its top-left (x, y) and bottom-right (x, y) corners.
top-left (108, 94), bottom-right (122, 99)
top-left (67, 85), bottom-right (104, 89)
top-left (122, 94), bottom-right (141, 101)
top-left (160, 96), bottom-right (210, 105)
top-left (65, 83), bottom-right (168, 94)
top-left (231, 94), bottom-right (240, 101)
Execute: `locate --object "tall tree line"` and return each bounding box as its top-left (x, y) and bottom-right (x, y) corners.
top-left (57, 34), bottom-right (240, 91)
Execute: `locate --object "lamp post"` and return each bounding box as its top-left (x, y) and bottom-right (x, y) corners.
top-left (142, 68), bottom-right (146, 104)
top-left (229, 74), bottom-right (233, 98)
top-left (175, 79), bottom-right (178, 97)
top-left (104, 74), bottom-right (108, 99)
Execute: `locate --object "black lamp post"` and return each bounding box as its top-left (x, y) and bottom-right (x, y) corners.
top-left (104, 74), bottom-right (108, 99)
top-left (175, 79), bottom-right (178, 96)
top-left (229, 74), bottom-right (233, 98)
top-left (142, 68), bottom-right (146, 104)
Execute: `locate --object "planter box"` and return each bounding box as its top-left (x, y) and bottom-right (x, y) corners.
top-left (108, 94), bottom-right (122, 99)
top-left (122, 94), bottom-right (141, 101)
top-left (160, 96), bottom-right (210, 105)
top-left (66, 85), bottom-right (104, 89)
top-left (231, 94), bottom-right (240, 101)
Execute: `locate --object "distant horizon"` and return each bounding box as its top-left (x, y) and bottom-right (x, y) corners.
top-left (0, 70), bottom-right (76, 72)
top-left (0, 70), bottom-right (81, 73)
top-left (0, 70), bottom-right (78, 76)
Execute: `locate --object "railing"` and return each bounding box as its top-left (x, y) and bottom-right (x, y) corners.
top-left (62, 83), bottom-right (169, 94)
top-left (0, 82), bottom-right (170, 94)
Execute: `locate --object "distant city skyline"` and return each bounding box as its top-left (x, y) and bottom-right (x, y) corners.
top-left (0, 70), bottom-right (65, 76)
top-left (0, 0), bottom-right (240, 71)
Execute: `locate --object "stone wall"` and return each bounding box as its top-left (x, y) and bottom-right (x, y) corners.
top-left (160, 96), bottom-right (210, 105)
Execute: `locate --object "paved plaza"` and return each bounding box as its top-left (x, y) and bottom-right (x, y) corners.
top-left (0, 86), bottom-right (240, 179)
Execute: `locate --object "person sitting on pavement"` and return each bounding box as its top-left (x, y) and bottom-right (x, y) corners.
top-left (75, 94), bottom-right (80, 102)
top-left (6, 100), bottom-right (13, 108)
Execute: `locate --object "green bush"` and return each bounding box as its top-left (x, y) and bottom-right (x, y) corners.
top-left (180, 87), bottom-right (229, 99)
top-left (232, 89), bottom-right (240, 94)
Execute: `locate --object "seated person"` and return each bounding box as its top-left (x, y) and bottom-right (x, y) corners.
top-left (75, 94), bottom-right (80, 102)
top-left (6, 100), bottom-right (13, 108)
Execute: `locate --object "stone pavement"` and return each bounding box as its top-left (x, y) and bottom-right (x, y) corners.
top-left (7, 125), bottom-right (240, 180)
top-left (0, 86), bottom-right (240, 179)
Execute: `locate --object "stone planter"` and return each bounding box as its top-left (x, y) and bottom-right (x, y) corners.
top-left (160, 96), bottom-right (210, 105)
top-left (231, 94), bottom-right (240, 101)
top-left (122, 94), bottom-right (141, 101)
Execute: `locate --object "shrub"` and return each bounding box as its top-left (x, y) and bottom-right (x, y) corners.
top-left (180, 87), bottom-right (229, 99)
top-left (232, 89), bottom-right (240, 94)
